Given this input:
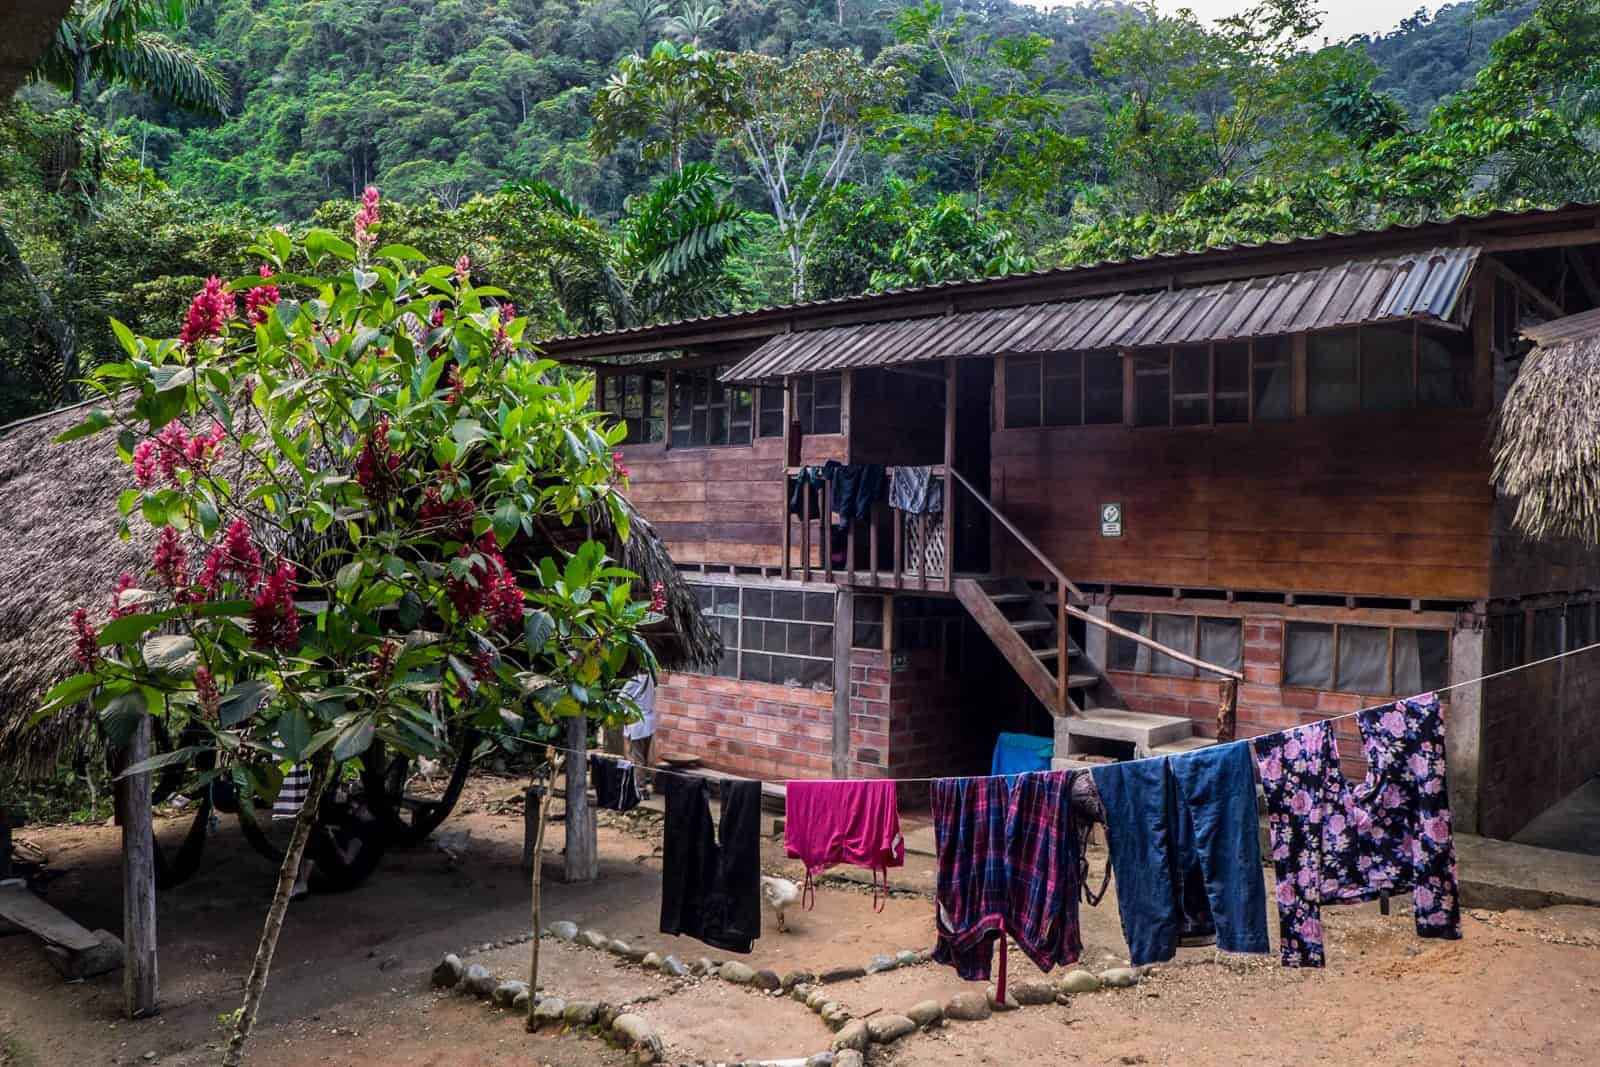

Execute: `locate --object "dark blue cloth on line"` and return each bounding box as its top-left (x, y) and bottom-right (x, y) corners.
top-left (1091, 742), bottom-right (1269, 966)
top-left (991, 732), bottom-right (1054, 777)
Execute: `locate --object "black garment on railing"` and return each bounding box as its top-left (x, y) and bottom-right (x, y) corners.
top-left (826, 463), bottom-right (886, 522)
top-left (658, 772), bottom-right (763, 954)
top-left (788, 464), bottom-right (828, 517)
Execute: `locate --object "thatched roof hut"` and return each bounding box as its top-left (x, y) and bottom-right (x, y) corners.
top-left (1491, 308), bottom-right (1600, 546)
top-left (0, 401), bottom-right (719, 778)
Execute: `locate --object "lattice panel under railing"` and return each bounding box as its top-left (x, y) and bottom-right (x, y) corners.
top-left (903, 515), bottom-right (947, 580)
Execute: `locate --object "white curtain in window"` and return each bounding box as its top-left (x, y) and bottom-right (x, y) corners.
top-left (1285, 623), bottom-right (1333, 688)
top-left (1337, 626), bottom-right (1390, 694)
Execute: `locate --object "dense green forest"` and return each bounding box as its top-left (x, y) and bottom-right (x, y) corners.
top-left (5, 0), bottom-right (1598, 424)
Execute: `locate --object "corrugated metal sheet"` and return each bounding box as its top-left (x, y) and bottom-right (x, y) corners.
top-left (720, 247), bottom-right (1480, 382)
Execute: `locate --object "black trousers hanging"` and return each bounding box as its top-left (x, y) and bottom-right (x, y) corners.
top-left (659, 773), bottom-right (763, 953)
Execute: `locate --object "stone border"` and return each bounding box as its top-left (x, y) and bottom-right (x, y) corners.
top-left (433, 912), bottom-right (1164, 1065)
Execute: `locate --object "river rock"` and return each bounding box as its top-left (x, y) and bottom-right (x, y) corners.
top-left (578, 929), bottom-right (610, 950)
top-left (461, 964), bottom-right (496, 998)
top-left (895, 949), bottom-right (919, 967)
top-left (720, 961), bottom-right (756, 984)
top-left (867, 1014), bottom-right (916, 1044)
top-left (834, 1052), bottom-right (864, 1067)
top-left (661, 955), bottom-right (690, 978)
top-left (944, 990), bottom-right (991, 1022)
top-left (607, 939), bottom-right (633, 958)
top-left (1057, 969), bottom-right (1102, 995)
top-left (512, 990), bottom-right (530, 1014)
top-left (907, 1000), bottom-right (943, 1027)
top-left (865, 954), bottom-right (897, 975)
top-left (783, 970), bottom-right (817, 991)
top-left (821, 1003), bottom-right (851, 1030)
top-left (831, 1019), bottom-right (869, 1053)
top-left (819, 964), bottom-right (866, 983)
top-left (431, 954), bottom-right (463, 989)
top-left (1099, 967), bottom-right (1140, 988)
top-left (805, 1054), bottom-right (834, 1067)
top-left (642, 951), bottom-right (663, 970)
top-left (754, 969), bottom-right (782, 991)
top-left (987, 985), bottom-right (1020, 1011)
top-left (694, 957), bottom-right (717, 976)
top-left (562, 1000), bottom-right (600, 1025)
top-left (531, 996), bottom-right (566, 1028)
top-left (1012, 979), bottom-right (1056, 1006)
top-left (547, 921), bottom-right (579, 942)
top-left (492, 980), bottom-right (528, 1008)
top-left (612, 1013), bottom-right (661, 1052)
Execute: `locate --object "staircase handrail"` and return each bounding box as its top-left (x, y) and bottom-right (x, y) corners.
top-left (947, 468), bottom-right (1244, 683)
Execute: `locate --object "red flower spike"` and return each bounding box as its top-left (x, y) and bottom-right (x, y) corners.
top-left (71, 609), bottom-right (97, 669)
top-left (179, 276), bottom-right (236, 349)
top-left (649, 580), bottom-right (666, 614)
top-left (152, 526), bottom-right (188, 594)
top-left (245, 283), bottom-right (280, 326)
top-left (250, 560), bottom-right (300, 653)
top-left (354, 185), bottom-right (381, 259)
top-left (132, 440), bottom-right (158, 488)
top-left (195, 666), bottom-right (220, 722)
top-left (110, 573), bottom-right (138, 619)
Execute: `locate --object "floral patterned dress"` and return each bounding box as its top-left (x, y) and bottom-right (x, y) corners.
top-left (1251, 695), bottom-right (1461, 967)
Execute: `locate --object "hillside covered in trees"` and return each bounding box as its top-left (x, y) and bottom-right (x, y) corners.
top-left (7, 0), bottom-right (1597, 424)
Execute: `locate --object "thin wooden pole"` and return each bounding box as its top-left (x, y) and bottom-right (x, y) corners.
top-left (119, 714), bottom-right (157, 1019)
top-left (823, 476), bottom-right (833, 585)
top-left (801, 471), bottom-right (812, 583)
top-left (942, 359), bottom-right (956, 592)
top-left (782, 471), bottom-right (793, 580)
top-left (563, 716), bottom-right (596, 883)
top-left (1056, 582), bottom-right (1068, 712)
top-left (526, 750), bottom-right (564, 1032)
top-left (868, 500), bottom-right (879, 584)
top-left (1217, 679), bottom-right (1238, 743)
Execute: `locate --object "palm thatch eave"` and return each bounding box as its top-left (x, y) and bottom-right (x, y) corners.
top-left (0, 401), bottom-right (719, 779)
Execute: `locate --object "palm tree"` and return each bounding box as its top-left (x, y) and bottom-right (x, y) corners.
top-left (33, 0), bottom-right (228, 116)
top-left (506, 163), bottom-right (757, 332)
top-left (665, 0), bottom-right (722, 47)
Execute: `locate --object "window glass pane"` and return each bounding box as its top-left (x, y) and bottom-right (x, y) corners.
top-left (772, 590), bottom-right (804, 620)
top-left (729, 385), bottom-right (753, 445)
top-left (1199, 617), bottom-right (1243, 672)
top-left (742, 652), bottom-right (769, 683)
top-left (1284, 622), bottom-right (1334, 688)
top-left (1533, 607), bottom-right (1564, 659)
top-left (1172, 346), bottom-right (1209, 394)
top-left (799, 658), bottom-right (832, 688)
top-left (1418, 328), bottom-right (1473, 409)
top-left (1006, 356), bottom-right (1042, 428)
top-left (1109, 611), bottom-right (1150, 671)
top-left (1085, 353), bottom-right (1124, 424)
top-left (716, 648), bottom-right (738, 678)
top-left (1042, 352), bottom-right (1081, 426)
top-left (1214, 344), bottom-right (1249, 424)
top-left (853, 596), bottom-right (884, 650)
top-left (1394, 628), bottom-right (1449, 695)
top-left (743, 588), bottom-right (772, 619)
top-left (814, 374), bottom-right (841, 409)
top-left (1570, 604), bottom-right (1593, 651)
top-left (812, 626), bottom-right (834, 658)
top-left (805, 591), bottom-right (834, 623)
top-left (1134, 355), bottom-right (1170, 427)
top-left (758, 383), bottom-right (785, 437)
top-left (1308, 330), bottom-right (1358, 415)
top-left (1151, 613), bottom-right (1196, 676)
top-left (1252, 336), bottom-right (1293, 421)
top-left (1361, 325), bottom-right (1414, 411)
top-left (1336, 625), bottom-right (1390, 693)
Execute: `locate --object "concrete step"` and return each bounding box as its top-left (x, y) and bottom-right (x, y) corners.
top-left (1147, 735), bottom-right (1218, 758)
top-left (1059, 708), bottom-right (1197, 755)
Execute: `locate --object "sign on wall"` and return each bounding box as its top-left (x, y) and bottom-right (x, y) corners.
top-left (1101, 502), bottom-right (1123, 538)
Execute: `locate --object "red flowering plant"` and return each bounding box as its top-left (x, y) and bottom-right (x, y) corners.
top-left (33, 202), bottom-right (656, 1058)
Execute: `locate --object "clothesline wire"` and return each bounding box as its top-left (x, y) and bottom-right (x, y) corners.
top-left (456, 637), bottom-right (1600, 788)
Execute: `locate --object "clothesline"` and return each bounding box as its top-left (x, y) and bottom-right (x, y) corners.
top-left (466, 636), bottom-right (1600, 787)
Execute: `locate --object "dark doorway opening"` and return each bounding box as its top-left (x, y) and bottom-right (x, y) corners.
top-left (952, 358), bottom-right (993, 574)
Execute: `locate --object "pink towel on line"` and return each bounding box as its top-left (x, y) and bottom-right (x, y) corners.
top-left (784, 779), bottom-right (905, 879)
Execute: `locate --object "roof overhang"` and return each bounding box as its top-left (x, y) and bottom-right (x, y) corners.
top-left (719, 247), bottom-right (1480, 382)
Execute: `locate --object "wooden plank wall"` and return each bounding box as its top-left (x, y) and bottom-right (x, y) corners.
top-left (621, 434), bottom-right (847, 568)
top-left (990, 409), bottom-right (1497, 601)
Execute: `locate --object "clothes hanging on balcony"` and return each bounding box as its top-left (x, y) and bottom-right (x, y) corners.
top-left (825, 463), bottom-right (886, 522)
top-left (889, 465), bottom-right (944, 515)
top-left (784, 780), bottom-right (905, 912)
top-left (590, 755), bottom-right (643, 813)
top-left (658, 771), bottom-right (763, 954)
top-left (1092, 742), bottom-right (1269, 966)
top-left (1252, 694), bottom-right (1460, 967)
top-left (931, 770), bottom-right (1082, 1001)
top-left (787, 465), bottom-right (827, 518)
top-left (990, 732), bottom-right (1054, 777)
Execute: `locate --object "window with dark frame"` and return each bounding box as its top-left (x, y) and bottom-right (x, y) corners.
top-left (599, 370), bottom-right (666, 445)
top-left (1133, 353), bottom-right (1170, 427)
top-left (1282, 621), bottom-right (1450, 695)
top-left (853, 595), bottom-right (885, 650)
top-left (1308, 323), bottom-right (1472, 417)
top-left (1005, 351), bottom-right (1122, 427)
top-left (1108, 612), bottom-right (1243, 677)
top-left (757, 382), bottom-right (786, 437)
top-left (690, 583), bottom-right (835, 688)
top-left (794, 373), bottom-right (842, 435)
top-left (1532, 607), bottom-right (1565, 660)
top-left (1132, 340), bottom-right (1294, 428)
top-left (669, 366), bottom-right (753, 448)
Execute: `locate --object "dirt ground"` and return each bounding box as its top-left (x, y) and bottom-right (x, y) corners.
top-left (3, 772), bottom-right (1600, 1066)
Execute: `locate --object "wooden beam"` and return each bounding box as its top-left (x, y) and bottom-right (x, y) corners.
top-left (562, 716), bottom-right (596, 883)
top-left (1566, 248), bottom-right (1600, 307)
top-left (118, 715), bottom-right (157, 1018)
top-left (1488, 259), bottom-right (1566, 321)
top-left (943, 359), bottom-right (956, 592)
top-left (832, 591), bottom-right (852, 778)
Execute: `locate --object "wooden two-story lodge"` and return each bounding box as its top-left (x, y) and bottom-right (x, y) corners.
top-left (543, 204), bottom-right (1600, 840)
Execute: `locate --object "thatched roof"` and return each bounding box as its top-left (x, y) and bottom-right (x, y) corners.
top-left (1492, 310), bottom-right (1600, 546)
top-left (0, 0), bottom-right (70, 101)
top-left (0, 401), bottom-right (719, 778)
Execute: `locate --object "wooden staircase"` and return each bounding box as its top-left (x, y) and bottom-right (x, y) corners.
top-left (953, 576), bottom-right (1216, 766)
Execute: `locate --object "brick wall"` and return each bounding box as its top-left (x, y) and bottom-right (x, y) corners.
top-left (1106, 614), bottom-right (1449, 782)
top-left (1479, 648), bottom-right (1600, 838)
top-left (655, 672), bottom-right (833, 782)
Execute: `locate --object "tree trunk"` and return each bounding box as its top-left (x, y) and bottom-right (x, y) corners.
top-left (563, 716), bottom-right (596, 883)
top-left (119, 714), bottom-right (158, 1018)
top-left (220, 750), bottom-right (333, 1067)
top-left (0, 221), bottom-right (79, 403)
top-left (525, 752), bottom-right (564, 1032)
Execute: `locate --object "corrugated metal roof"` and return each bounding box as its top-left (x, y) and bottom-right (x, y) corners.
top-left (720, 247), bottom-right (1479, 381)
top-left (1522, 306), bottom-right (1600, 347)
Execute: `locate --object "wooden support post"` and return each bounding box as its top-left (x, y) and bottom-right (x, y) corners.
top-left (832, 591), bottom-right (853, 778)
top-left (1217, 679), bottom-right (1238, 744)
top-left (521, 783), bottom-right (544, 873)
top-left (118, 715), bottom-right (157, 1018)
top-left (562, 716), bottom-right (597, 883)
top-left (801, 472), bottom-right (812, 583)
top-left (1056, 582), bottom-right (1068, 712)
top-left (782, 472), bottom-right (792, 581)
top-left (823, 477), bottom-right (833, 585)
top-left (869, 502), bottom-right (880, 584)
top-left (0, 807), bottom-right (13, 881)
top-left (942, 359), bottom-right (956, 592)
top-left (892, 509), bottom-right (904, 590)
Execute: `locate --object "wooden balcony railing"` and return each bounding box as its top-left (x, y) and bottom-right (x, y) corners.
top-left (781, 466), bottom-right (953, 591)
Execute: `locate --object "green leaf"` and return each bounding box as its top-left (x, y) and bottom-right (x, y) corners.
top-left (397, 590), bottom-right (424, 630)
top-left (492, 498), bottom-right (521, 544)
top-left (219, 679), bottom-right (274, 727)
top-left (142, 634), bottom-right (198, 676)
top-left (97, 611), bottom-right (171, 648)
top-left (332, 718), bottom-right (376, 762)
top-left (277, 706), bottom-right (312, 761)
top-left (100, 690), bottom-right (148, 747)
top-left (38, 671), bottom-right (101, 710)
top-left (524, 609), bottom-right (554, 655)
top-left (376, 243), bottom-right (427, 261)
top-left (110, 318), bottom-right (140, 359)
top-left (275, 298), bottom-right (300, 331)
top-left (53, 408), bottom-right (112, 443)
top-left (335, 560), bottom-right (365, 593)
top-left (452, 418), bottom-right (488, 453)
top-left (116, 746), bottom-right (203, 779)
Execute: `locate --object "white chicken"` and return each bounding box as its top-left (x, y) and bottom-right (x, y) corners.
top-left (760, 875), bottom-right (802, 933)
